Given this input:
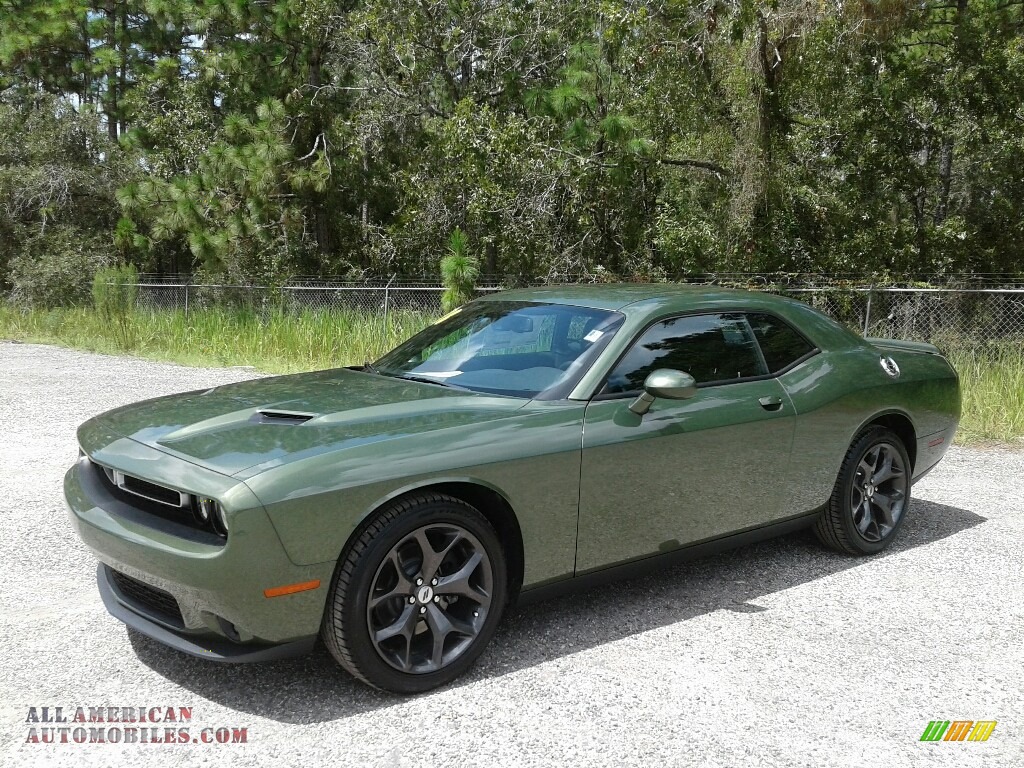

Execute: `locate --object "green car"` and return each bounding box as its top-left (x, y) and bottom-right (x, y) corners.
top-left (66, 285), bottom-right (960, 692)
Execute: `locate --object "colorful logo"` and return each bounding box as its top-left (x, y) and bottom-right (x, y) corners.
top-left (920, 720), bottom-right (997, 742)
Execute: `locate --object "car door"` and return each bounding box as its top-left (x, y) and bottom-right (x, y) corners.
top-left (576, 312), bottom-right (797, 573)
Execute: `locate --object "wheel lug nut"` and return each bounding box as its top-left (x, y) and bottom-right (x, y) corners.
top-left (434, 596), bottom-right (440, 603)
top-left (408, 596), bottom-right (416, 604)
top-left (416, 578), bottom-right (423, 586)
top-left (431, 578), bottom-right (438, 586)
top-left (473, 611), bottom-right (479, 617)
top-left (420, 606), bottom-right (426, 614)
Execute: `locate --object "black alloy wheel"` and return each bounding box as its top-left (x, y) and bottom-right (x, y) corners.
top-left (849, 441), bottom-right (909, 542)
top-left (321, 492), bottom-right (507, 692)
top-left (366, 523), bottom-right (494, 674)
top-left (815, 426), bottom-right (912, 555)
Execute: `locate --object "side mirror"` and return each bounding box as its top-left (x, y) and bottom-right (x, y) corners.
top-left (628, 369), bottom-right (697, 415)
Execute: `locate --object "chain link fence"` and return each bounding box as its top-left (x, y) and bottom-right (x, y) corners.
top-left (776, 288), bottom-right (1024, 348)
top-left (122, 277), bottom-right (1024, 350)
top-left (129, 279), bottom-right (502, 318)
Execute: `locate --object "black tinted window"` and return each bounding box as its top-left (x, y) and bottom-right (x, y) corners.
top-left (747, 313), bottom-right (815, 373)
top-left (602, 314), bottom-right (766, 394)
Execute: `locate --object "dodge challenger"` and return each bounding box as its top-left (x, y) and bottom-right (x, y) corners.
top-left (65, 285), bottom-right (960, 692)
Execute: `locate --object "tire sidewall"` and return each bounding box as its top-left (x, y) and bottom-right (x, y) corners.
top-left (838, 428), bottom-right (912, 554)
top-left (337, 499), bottom-right (507, 693)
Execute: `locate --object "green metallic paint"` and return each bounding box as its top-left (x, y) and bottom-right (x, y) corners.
top-left (77, 420), bottom-right (258, 511)
top-left (65, 285), bottom-right (960, 657)
top-left (92, 368), bottom-right (507, 476)
top-left (243, 399), bottom-right (587, 583)
top-left (66, 458), bottom-right (333, 644)
top-left (577, 377), bottom-right (796, 572)
top-left (781, 343), bottom-right (959, 513)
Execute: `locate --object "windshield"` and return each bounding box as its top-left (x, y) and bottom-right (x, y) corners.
top-left (375, 301), bottom-right (624, 398)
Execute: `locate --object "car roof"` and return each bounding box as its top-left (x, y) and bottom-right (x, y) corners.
top-left (477, 283), bottom-right (800, 314)
top-left (477, 283), bottom-right (867, 352)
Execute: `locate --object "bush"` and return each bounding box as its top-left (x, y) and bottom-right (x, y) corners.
top-left (440, 228), bottom-right (479, 312)
top-left (7, 229), bottom-right (115, 308)
top-left (92, 264), bottom-right (139, 349)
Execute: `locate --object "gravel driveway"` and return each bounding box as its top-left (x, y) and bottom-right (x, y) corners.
top-left (1, 341), bottom-right (1021, 768)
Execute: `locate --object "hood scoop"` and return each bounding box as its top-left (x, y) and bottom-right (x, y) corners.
top-left (252, 410), bottom-right (316, 425)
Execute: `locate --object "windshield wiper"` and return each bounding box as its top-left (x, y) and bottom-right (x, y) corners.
top-left (392, 373), bottom-right (467, 390)
top-left (363, 360), bottom-right (381, 375)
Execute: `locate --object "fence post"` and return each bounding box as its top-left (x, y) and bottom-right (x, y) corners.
top-left (184, 281), bottom-right (189, 318)
top-left (383, 273), bottom-right (395, 328)
top-left (863, 286), bottom-right (873, 337)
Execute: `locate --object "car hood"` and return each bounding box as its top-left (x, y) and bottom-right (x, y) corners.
top-left (88, 368), bottom-right (528, 476)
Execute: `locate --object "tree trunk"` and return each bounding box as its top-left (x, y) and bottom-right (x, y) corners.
top-left (118, 1), bottom-right (128, 136)
top-left (307, 45), bottom-right (334, 264)
top-left (934, 137), bottom-right (954, 225)
top-left (485, 241), bottom-right (497, 278)
top-left (914, 144), bottom-right (930, 260)
top-left (104, 0), bottom-right (118, 142)
top-left (361, 136), bottom-right (370, 240)
top-left (81, 14), bottom-right (92, 104)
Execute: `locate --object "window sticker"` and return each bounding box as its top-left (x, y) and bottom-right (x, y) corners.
top-left (417, 371), bottom-right (463, 379)
top-left (584, 329), bottom-right (604, 343)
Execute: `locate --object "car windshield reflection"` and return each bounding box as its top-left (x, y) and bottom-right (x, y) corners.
top-left (375, 301), bottom-right (625, 398)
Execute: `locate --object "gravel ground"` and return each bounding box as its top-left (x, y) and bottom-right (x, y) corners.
top-left (1, 341), bottom-right (1021, 768)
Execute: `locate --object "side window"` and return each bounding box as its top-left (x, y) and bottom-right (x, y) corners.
top-left (747, 313), bottom-right (815, 373)
top-left (602, 313), bottom-right (766, 395)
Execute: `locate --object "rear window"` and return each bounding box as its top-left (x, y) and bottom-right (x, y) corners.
top-left (747, 313), bottom-right (816, 373)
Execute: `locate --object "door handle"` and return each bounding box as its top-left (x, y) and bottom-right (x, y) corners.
top-left (758, 396), bottom-right (784, 411)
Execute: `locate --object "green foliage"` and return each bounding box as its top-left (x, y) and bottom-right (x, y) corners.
top-left (0, 92), bottom-right (128, 304)
top-left (126, 99), bottom-right (313, 282)
top-left (7, 229), bottom-right (115, 308)
top-left (2, 0), bottom-right (1024, 290)
top-left (92, 264), bottom-right (139, 349)
top-left (440, 228), bottom-right (479, 312)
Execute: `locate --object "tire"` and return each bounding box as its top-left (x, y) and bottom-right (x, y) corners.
top-left (321, 492), bottom-right (507, 693)
top-left (814, 426), bottom-right (912, 556)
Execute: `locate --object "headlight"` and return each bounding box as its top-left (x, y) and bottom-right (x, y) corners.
top-left (192, 496), bottom-right (228, 536)
top-left (213, 501), bottom-right (229, 535)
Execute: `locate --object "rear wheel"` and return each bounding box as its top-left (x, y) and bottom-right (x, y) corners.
top-left (814, 427), bottom-right (911, 555)
top-left (321, 493), bottom-right (507, 692)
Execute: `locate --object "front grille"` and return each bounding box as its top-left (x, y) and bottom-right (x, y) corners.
top-left (101, 466), bottom-right (187, 508)
top-left (120, 474), bottom-right (185, 506)
top-left (89, 460), bottom-right (225, 542)
top-left (109, 569), bottom-right (184, 627)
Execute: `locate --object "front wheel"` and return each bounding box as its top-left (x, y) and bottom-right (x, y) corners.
top-left (321, 492), bottom-right (507, 692)
top-left (814, 427), bottom-right (912, 556)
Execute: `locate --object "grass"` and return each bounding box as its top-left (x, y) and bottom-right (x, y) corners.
top-left (0, 305), bottom-right (436, 374)
top-left (1, 304), bottom-right (1021, 446)
top-left (946, 345), bottom-right (1024, 445)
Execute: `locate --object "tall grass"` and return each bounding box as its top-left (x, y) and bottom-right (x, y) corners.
top-left (1, 305), bottom-right (1022, 445)
top-left (946, 345), bottom-right (1024, 445)
top-left (0, 305), bottom-right (435, 373)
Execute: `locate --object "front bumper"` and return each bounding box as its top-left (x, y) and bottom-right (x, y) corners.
top-left (66, 453), bottom-right (334, 661)
top-left (97, 564), bottom-right (316, 662)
